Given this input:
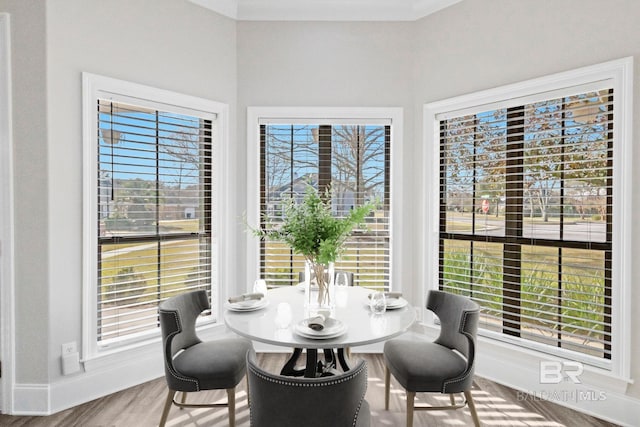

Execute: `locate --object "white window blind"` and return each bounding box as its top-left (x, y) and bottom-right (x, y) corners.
top-left (96, 99), bottom-right (215, 344)
top-left (439, 88), bottom-right (613, 360)
top-left (260, 124), bottom-right (390, 290)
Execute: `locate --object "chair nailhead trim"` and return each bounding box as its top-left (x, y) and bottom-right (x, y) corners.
top-left (249, 363), bottom-right (366, 388)
top-left (442, 309), bottom-right (478, 393)
top-left (249, 361), bottom-right (368, 427)
top-left (352, 368), bottom-right (368, 427)
top-left (160, 309), bottom-right (200, 392)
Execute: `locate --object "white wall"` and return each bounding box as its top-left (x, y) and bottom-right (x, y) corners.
top-left (236, 20), bottom-right (418, 299)
top-left (412, 0), bottom-right (640, 422)
top-left (1, 0), bottom-right (238, 414)
top-left (46, 0), bottom-right (237, 380)
top-left (0, 0), bottom-right (49, 388)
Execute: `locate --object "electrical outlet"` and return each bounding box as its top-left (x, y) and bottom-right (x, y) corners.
top-left (61, 341), bottom-right (77, 355)
top-left (61, 352), bottom-right (81, 375)
top-left (61, 341), bottom-right (81, 375)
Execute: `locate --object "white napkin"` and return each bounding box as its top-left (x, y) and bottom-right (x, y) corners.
top-left (228, 292), bottom-right (264, 304)
top-left (368, 292), bottom-right (402, 300)
top-left (307, 314), bottom-right (326, 331)
top-left (384, 292), bottom-right (402, 300)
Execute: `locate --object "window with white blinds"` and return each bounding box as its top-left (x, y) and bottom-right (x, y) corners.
top-left (439, 88), bottom-right (614, 360)
top-left (260, 123), bottom-right (390, 290)
top-left (92, 95), bottom-right (216, 346)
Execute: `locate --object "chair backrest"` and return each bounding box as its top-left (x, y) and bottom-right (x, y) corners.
top-left (158, 290), bottom-right (209, 390)
top-left (247, 352), bottom-right (368, 427)
top-left (428, 290), bottom-right (480, 390)
top-left (335, 270), bottom-right (355, 286)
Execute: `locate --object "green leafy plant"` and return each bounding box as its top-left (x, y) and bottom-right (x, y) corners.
top-left (249, 185), bottom-right (375, 266)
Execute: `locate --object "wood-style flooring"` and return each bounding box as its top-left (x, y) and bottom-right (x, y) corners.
top-left (0, 353), bottom-right (619, 427)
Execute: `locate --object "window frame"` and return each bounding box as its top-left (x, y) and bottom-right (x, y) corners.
top-left (246, 107), bottom-right (403, 292)
top-left (423, 58), bottom-right (633, 378)
top-left (82, 73), bottom-right (229, 359)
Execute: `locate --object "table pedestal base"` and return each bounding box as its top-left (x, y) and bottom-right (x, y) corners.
top-left (280, 347), bottom-right (351, 378)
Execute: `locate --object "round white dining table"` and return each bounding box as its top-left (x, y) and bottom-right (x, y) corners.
top-left (224, 285), bottom-right (416, 377)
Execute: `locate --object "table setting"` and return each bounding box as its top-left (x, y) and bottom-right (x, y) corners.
top-left (224, 284), bottom-right (416, 377)
top-left (367, 291), bottom-right (409, 311)
top-left (224, 293), bottom-right (269, 311)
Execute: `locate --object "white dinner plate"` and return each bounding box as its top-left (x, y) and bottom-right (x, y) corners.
top-left (365, 297), bottom-right (408, 311)
top-left (294, 317), bottom-right (347, 339)
top-left (224, 298), bottom-right (269, 312)
top-left (384, 297), bottom-right (409, 310)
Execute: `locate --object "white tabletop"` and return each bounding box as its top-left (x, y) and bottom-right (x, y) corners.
top-left (224, 286), bottom-right (416, 350)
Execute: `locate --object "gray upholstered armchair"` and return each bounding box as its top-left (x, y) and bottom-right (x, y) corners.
top-left (246, 350), bottom-right (370, 427)
top-left (383, 290), bottom-right (481, 427)
top-left (158, 290), bottom-right (253, 427)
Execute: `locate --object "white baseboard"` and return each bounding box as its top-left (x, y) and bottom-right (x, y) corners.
top-left (9, 326), bottom-right (640, 426)
top-left (49, 348), bottom-right (163, 414)
top-left (12, 384), bottom-right (50, 415)
top-left (10, 326), bottom-right (232, 415)
top-left (10, 349), bottom-right (163, 415)
top-left (476, 340), bottom-right (640, 427)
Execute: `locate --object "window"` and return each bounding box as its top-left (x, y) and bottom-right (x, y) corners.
top-left (425, 58), bottom-right (633, 373)
top-left (247, 108), bottom-right (402, 291)
top-left (83, 74), bottom-right (227, 354)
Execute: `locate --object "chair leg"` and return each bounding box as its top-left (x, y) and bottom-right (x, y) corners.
top-left (227, 388), bottom-right (236, 427)
top-left (181, 391), bottom-right (188, 406)
top-left (464, 390), bottom-right (481, 427)
top-left (159, 389), bottom-right (176, 427)
top-left (384, 365), bottom-right (391, 410)
top-left (449, 393), bottom-right (456, 406)
top-left (406, 391), bottom-right (415, 427)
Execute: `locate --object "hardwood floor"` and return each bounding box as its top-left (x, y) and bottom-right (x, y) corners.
top-left (0, 353), bottom-right (618, 427)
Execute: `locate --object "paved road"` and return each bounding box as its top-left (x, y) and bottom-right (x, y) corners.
top-left (448, 215), bottom-right (606, 241)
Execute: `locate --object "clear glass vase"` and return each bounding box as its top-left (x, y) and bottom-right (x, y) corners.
top-left (304, 260), bottom-right (335, 312)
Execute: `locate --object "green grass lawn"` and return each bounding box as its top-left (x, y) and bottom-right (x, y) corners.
top-left (442, 239), bottom-right (607, 357)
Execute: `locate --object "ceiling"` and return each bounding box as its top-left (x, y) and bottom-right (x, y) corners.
top-left (188, 0), bottom-right (463, 21)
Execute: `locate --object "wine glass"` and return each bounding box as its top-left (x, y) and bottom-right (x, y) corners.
top-left (253, 279), bottom-right (268, 295)
top-left (274, 302), bottom-right (292, 328)
top-left (369, 291), bottom-right (387, 315)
